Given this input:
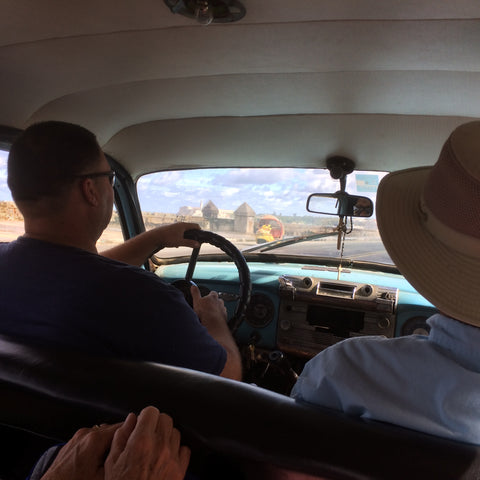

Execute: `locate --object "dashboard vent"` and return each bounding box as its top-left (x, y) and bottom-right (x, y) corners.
top-left (317, 281), bottom-right (356, 299)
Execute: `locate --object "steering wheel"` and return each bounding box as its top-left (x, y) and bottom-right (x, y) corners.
top-left (173, 229), bottom-right (252, 334)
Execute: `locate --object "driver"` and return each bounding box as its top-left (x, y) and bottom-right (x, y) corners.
top-left (0, 121), bottom-right (242, 381)
top-left (291, 120), bottom-right (480, 445)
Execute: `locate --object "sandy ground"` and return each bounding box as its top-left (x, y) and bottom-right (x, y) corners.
top-left (0, 220), bottom-right (125, 248)
top-left (0, 220), bottom-right (257, 256)
top-left (0, 220), bottom-right (25, 242)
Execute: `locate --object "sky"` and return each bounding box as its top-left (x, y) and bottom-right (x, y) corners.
top-left (0, 150), bottom-right (12, 202)
top-left (136, 167), bottom-right (384, 216)
top-left (0, 148), bottom-right (384, 216)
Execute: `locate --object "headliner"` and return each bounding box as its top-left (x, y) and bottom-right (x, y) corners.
top-left (1, 1), bottom-right (479, 178)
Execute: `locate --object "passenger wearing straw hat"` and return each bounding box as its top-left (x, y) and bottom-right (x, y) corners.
top-left (291, 121), bottom-right (480, 445)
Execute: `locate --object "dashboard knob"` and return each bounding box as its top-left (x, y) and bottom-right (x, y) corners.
top-left (358, 285), bottom-right (373, 296)
top-left (280, 319), bottom-right (292, 331)
top-left (377, 317), bottom-right (391, 329)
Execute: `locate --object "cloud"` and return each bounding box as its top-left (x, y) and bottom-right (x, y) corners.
top-left (222, 186), bottom-right (240, 198)
top-left (218, 168), bottom-right (293, 186)
top-left (0, 150), bottom-right (7, 167)
top-left (163, 191), bottom-right (181, 198)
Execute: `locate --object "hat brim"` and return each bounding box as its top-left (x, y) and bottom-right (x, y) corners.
top-left (376, 167), bottom-right (480, 326)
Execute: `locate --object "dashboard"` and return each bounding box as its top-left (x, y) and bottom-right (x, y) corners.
top-left (157, 260), bottom-right (437, 393)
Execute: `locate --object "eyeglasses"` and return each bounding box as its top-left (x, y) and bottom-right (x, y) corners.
top-left (75, 170), bottom-right (116, 187)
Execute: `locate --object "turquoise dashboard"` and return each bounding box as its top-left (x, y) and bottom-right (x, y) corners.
top-left (156, 261), bottom-right (437, 360)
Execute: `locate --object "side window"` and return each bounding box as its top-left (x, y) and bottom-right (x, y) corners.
top-left (0, 149), bottom-right (25, 242)
top-left (97, 207), bottom-right (124, 251)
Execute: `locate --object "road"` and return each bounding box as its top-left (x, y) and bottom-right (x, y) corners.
top-left (155, 235), bottom-right (393, 266)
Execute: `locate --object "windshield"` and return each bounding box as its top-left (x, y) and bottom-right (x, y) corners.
top-left (137, 168), bottom-right (393, 265)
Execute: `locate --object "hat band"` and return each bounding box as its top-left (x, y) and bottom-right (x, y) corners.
top-left (420, 196), bottom-right (480, 258)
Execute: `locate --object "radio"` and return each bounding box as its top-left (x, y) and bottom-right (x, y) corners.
top-left (277, 275), bottom-right (398, 357)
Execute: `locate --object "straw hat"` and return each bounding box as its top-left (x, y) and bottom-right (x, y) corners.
top-left (376, 121), bottom-right (480, 327)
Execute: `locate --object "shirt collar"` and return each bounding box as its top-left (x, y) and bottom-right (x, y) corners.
top-left (428, 313), bottom-right (480, 372)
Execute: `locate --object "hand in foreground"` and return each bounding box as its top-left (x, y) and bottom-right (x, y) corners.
top-left (40, 406), bottom-right (190, 480)
top-left (105, 406), bottom-right (191, 480)
top-left (40, 422), bottom-right (121, 480)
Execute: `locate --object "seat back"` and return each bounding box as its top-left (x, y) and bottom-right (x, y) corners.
top-left (0, 335), bottom-right (479, 480)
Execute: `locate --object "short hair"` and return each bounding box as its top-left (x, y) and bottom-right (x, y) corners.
top-left (8, 121), bottom-right (102, 202)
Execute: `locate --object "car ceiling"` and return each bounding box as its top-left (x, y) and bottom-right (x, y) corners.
top-left (1, 1), bottom-right (479, 179)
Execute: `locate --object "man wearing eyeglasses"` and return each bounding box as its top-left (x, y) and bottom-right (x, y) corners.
top-left (0, 121), bottom-right (242, 381)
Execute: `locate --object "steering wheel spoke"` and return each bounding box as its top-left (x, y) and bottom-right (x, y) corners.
top-left (185, 246), bottom-right (200, 282)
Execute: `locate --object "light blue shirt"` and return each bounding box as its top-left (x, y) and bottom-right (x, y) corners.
top-left (291, 314), bottom-right (480, 444)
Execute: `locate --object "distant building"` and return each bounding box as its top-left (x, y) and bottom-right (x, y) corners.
top-left (177, 200), bottom-right (255, 234)
top-left (202, 200), bottom-right (219, 219)
top-left (234, 202), bottom-right (255, 234)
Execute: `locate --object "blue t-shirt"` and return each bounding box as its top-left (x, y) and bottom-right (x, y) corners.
top-left (0, 237), bottom-right (226, 375)
top-left (291, 314), bottom-right (480, 445)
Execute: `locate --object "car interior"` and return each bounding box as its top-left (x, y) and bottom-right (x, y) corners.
top-left (1, 1), bottom-right (480, 479)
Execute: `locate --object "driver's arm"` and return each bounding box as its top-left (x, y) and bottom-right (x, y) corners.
top-left (100, 223), bottom-right (201, 266)
top-left (191, 285), bottom-right (243, 381)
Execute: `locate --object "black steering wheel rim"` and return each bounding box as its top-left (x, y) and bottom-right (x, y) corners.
top-left (183, 229), bottom-right (252, 333)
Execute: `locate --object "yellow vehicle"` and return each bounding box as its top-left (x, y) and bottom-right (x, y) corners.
top-left (255, 223), bottom-right (274, 243)
top-left (255, 215), bottom-right (284, 243)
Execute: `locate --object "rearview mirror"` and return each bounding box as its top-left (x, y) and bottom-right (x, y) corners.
top-left (306, 192), bottom-right (374, 217)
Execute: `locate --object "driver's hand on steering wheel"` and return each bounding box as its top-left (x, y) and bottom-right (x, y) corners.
top-left (190, 284), bottom-right (242, 381)
top-left (191, 284), bottom-right (227, 327)
top-left (154, 222), bottom-right (202, 249)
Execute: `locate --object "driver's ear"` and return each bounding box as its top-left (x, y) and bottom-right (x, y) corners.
top-left (79, 178), bottom-right (100, 207)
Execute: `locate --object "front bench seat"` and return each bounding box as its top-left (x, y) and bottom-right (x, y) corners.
top-left (0, 334), bottom-right (479, 480)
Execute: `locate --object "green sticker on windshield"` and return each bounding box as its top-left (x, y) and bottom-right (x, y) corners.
top-left (355, 174), bottom-right (379, 192)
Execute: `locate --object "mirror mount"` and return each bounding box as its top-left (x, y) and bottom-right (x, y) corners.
top-left (326, 156), bottom-right (355, 192)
